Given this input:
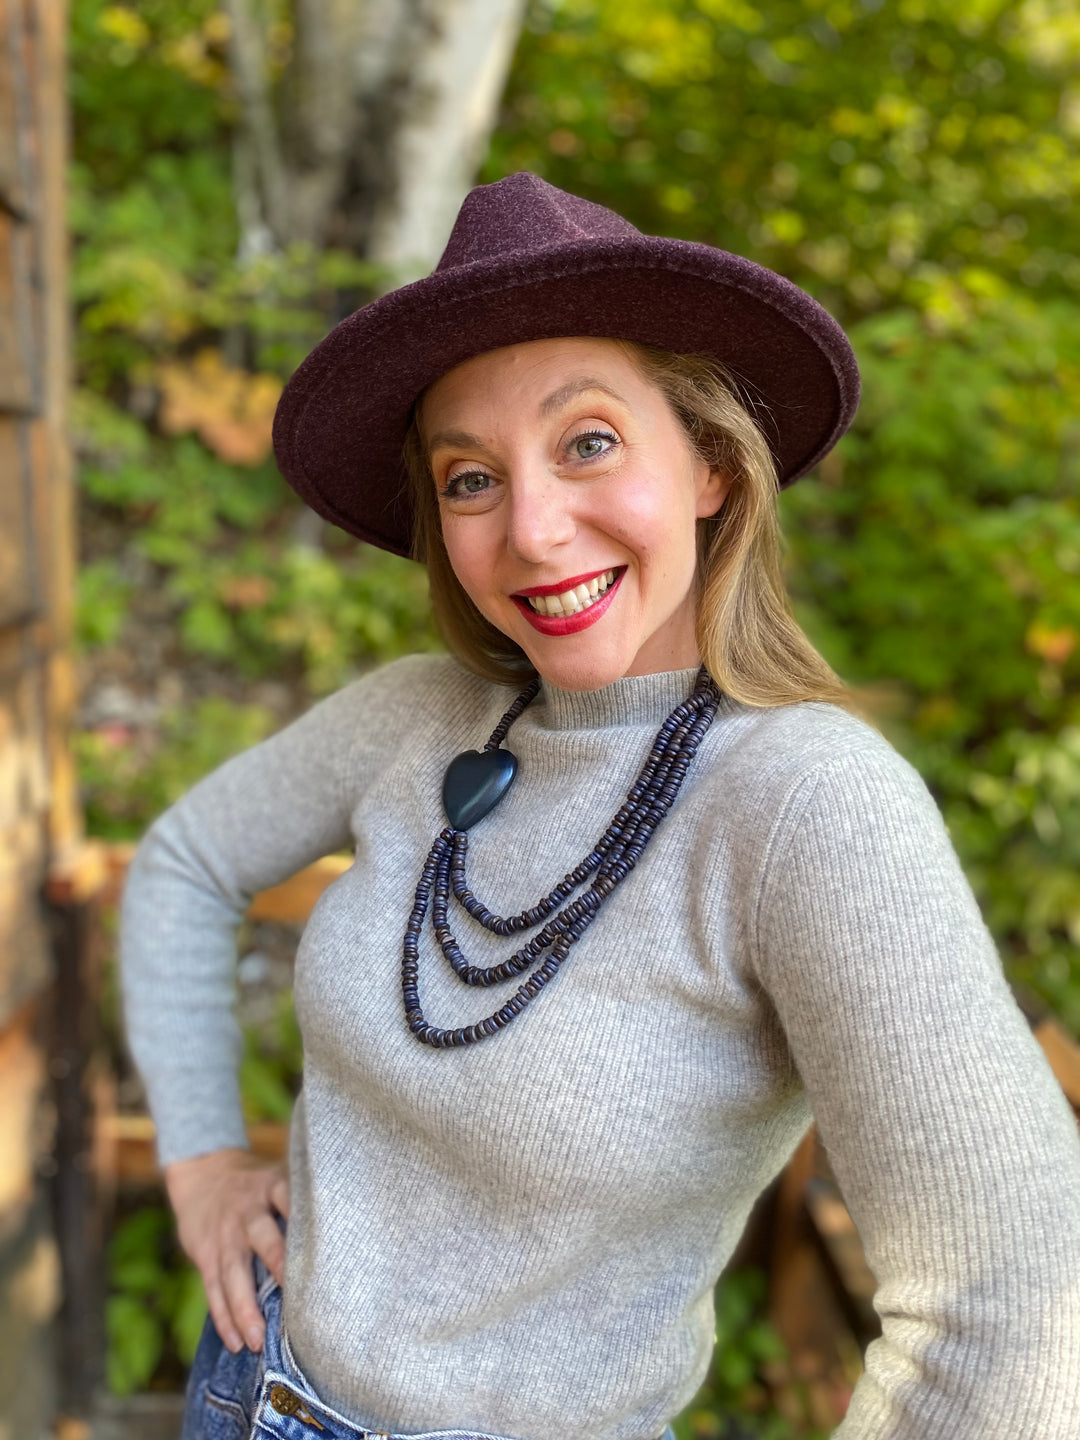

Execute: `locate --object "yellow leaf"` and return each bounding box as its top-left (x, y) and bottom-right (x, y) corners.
top-left (1026, 622), bottom-right (1079, 666)
top-left (157, 350), bottom-right (282, 466)
top-left (99, 6), bottom-right (150, 48)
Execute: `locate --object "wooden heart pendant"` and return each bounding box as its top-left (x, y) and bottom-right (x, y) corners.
top-left (442, 748), bottom-right (518, 831)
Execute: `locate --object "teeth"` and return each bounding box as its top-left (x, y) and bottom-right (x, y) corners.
top-left (525, 569), bottom-right (617, 616)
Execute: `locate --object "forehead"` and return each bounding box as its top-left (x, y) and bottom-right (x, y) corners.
top-left (419, 336), bottom-right (646, 421)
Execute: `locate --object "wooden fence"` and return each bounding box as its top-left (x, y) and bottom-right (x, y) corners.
top-left (0, 2), bottom-right (115, 1435)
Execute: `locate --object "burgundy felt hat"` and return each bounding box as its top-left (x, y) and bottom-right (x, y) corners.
top-left (272, 172), bottom-right (860, 558)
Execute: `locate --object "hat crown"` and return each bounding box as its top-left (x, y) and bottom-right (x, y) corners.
top-left (436, 172), bottom-right (640, 271)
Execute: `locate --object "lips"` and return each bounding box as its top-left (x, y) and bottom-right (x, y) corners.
top-left (511, 567), bottom-right (625, 636)
top-left (515, 568), bottom-right (618, 617)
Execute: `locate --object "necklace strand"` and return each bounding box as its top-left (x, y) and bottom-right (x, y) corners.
top-left (402, 666), bottom-right (722, 1047)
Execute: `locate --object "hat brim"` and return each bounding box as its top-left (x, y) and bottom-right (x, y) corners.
top-left (272, 236), bottom-right (860, 559)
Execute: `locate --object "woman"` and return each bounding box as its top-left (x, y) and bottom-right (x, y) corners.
top-left (120, 173), bottom-right (1080, 1440)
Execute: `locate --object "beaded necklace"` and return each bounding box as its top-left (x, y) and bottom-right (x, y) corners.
top-left (401, 666), bottom-right (722, 1047)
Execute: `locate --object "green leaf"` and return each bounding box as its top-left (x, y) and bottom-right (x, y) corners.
top-left (170, 1263), bottom-right (210, 1366)
top-left (181, 597), bottom-right (234, 658)
top-left (105, 1294), bottom-right (164, 1396)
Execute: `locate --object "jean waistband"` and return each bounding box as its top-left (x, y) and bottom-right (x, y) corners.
top-left (251, 1253), bottom-right (547, 1440)
top-left (232, 1249), bottom-right (673, 1440)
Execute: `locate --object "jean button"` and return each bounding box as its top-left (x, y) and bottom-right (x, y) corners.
top-left (271, 1384), bottom-right (301, 1415)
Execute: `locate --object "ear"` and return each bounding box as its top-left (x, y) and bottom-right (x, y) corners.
top-left (694, 463), bottom-right (734, 520)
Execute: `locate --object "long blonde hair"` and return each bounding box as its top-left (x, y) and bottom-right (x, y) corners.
top-left (403, 339), bottom-right (855, 711)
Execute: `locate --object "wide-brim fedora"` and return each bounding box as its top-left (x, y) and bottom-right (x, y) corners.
top-left (272, 172), bottom-right (860, 559)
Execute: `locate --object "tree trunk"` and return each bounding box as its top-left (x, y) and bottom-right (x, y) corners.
top-left (226, 0), bottom-right (527, 276)
top-left (364, 0), bottom-right (529, 283)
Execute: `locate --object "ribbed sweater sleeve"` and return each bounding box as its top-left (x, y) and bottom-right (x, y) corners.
top-left (119, 674), bottom-right (372, 1167)
top-left (751, 740), bottom-right (1080, 1439)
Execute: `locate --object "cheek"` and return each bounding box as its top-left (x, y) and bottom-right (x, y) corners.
top-left (441, 518), bottom-right (501, 609)
top-left (595, 470), bottom-right (699, 567)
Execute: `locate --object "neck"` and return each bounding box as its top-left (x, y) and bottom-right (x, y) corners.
top-left (536, 665), bottom-right (706, 733)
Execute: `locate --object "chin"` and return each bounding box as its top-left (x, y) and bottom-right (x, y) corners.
top-left (521, 643), bottom-right (633, 693)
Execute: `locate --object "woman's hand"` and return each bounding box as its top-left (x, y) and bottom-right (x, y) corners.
top-left (163, 1146), bottom-right (290, 1354)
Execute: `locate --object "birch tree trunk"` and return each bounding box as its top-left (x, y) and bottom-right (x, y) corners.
top-left (226, 0), bottom-right (528, 278)
top-left (363, 0), bottom-right (530, 283)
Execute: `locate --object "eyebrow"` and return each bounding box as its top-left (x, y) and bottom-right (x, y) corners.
top-left (424, 377), bottom-right (628, 458)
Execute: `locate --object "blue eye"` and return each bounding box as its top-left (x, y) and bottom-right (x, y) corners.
top-left (441, 429), bottom-right (617, 499)
top-left (571, 430), bottom-right (618, 460)
top-left (442, 470), bottom-right (493, 498)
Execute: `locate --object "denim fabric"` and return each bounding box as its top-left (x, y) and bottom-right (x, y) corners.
top-left (179, 1245), bottom-right (677, 1440)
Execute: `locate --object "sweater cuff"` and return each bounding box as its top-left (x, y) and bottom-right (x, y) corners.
top-left (143, 1067), bottom-right (250, 1169)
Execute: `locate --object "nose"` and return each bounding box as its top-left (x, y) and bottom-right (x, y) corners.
top-left (504, 471), bottom-right (577, 565)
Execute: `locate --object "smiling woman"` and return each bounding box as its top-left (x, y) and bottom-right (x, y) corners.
top-left (120, 172), bottom-right (1080, 1440)
top-left (414, 337), bottom-right (730, 691)
top-left (406, 336), bottom-right (850, 701)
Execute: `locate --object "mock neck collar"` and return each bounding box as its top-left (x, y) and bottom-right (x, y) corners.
top-left (535, 666), bottom-right (708, 732)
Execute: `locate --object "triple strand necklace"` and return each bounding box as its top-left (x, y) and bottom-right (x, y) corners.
top-left (401, 666), bottom-right (722, 1047)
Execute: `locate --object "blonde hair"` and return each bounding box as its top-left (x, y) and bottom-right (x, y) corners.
top-left (404, 340), bottom-right (855, 711)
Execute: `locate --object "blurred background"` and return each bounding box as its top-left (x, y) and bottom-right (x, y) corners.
top-left (2, 1), bottom-right (1079, 1437)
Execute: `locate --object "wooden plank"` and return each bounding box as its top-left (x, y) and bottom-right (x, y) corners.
top-left (0, 416), bottom-right (38, 626)
top-left (0, 993), bottom-right (56, 1440)
top-left (0, 995), bottom-right (48, 1225)
top-left (0, 0), bottom-right (35, 222)
top-left (0, 640), bottom-right (51, 1029)
top-left (0, 0), bottom-right (80, 1431)
top-left (0, 839), bottom-right (51, 1032)
top-left (247, 854), bottom-right (353, 922)
top-left (102, 842), bottom-right (352, 923)
top-left (0, 631), bottom-right (49, 831)
top-left (764, 1127), bottom-right (860, 1430)
top-left (42, 840), bottom-right (108, 906)
top-left (0, 1191), bottom-right (61, 1440)
top-left (1034, 1017), bottom-right (1080, 1111)
top-left (0, 210), bottom-right (35, 411)
top-left (803, 1175), bottom-right (879, 1343)
top-left (27, 0), bottom-right (82, 871)
top-left (45, 884), bottom-right (107, 1415)
top-left (104, 1114), bottom-right (289, 1187)
top-left (0, 3), bottom-right (27, 217)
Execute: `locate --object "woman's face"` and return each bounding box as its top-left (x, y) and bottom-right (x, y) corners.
top-left (419, 337), bottom-right (731, 691)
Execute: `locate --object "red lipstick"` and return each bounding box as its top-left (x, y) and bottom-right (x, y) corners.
top-left (511, 568), bottom-right (624, 636)
top-left (513, 567), bottom-right (617, 599)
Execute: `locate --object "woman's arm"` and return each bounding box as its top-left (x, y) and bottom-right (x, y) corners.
top-left (119, 657), bottom-right (450, 1351)
top-left (119, 676), bottom-right (370, 1169)
top-left (751, 741), bottom-right (1080, 1440)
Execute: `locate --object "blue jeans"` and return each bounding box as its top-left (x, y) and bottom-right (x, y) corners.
top-left (179, 1244), bottom-right (677, 1440)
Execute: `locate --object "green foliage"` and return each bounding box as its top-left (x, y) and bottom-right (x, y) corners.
top-left (70, 3), bottom-right (437, 842)
top-left (779, 294), bottom-right (1080, 1026)
top-left (80, 425), bottom-right (438, 698)
top-left (76, 697), bottom-right (276, 839)
top-left (672, 1268), bottom-right (825, 1440)
top-left (77, 558), bottom-right (135, 648)
top-left (488, 0), bottom-right (1080, 322)
top-left (102, 986), bottom-right (297, 1395)
top-left (240, 989), bottom-right (305, 1123)
top-left (106, 1206), bottom-right (207, 1395)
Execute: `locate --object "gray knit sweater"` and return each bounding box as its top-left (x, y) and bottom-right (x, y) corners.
top-left (120, 655), bottom-right (1080, 1440)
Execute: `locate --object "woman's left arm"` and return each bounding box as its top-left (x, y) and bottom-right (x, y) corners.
top-left (751, 740), bottom-right (1080, 1440)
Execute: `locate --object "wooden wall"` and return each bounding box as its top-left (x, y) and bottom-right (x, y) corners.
top-left (0, 2), bottom-right (106, 1433)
